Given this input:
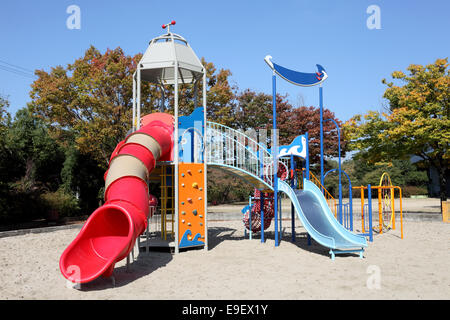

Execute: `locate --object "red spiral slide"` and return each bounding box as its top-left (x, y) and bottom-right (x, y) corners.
top-left (59, 114), bottom-right (173, 283)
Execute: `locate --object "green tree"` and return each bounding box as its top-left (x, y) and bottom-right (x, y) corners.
top-left (0, 95), bottom-right (11, 133)
top-left (5, 107), bottom-right (65, 193)
top-left (0, 107), bottom-right (67, 223)
top-left (344, 58), bottom-right (449, 202)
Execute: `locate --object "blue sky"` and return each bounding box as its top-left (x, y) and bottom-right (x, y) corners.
top-left (0, 0), bottom-right (449, 122)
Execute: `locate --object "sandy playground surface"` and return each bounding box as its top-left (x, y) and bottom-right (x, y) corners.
top-left (0, 215), bottom-right (449, 300)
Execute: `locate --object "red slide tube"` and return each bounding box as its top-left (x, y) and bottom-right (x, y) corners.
top-left (59, 117), bottom-right (173, 283)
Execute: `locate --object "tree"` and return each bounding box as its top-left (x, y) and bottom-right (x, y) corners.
top-left (30, 46), bottom-right (153, 167)
top-left (30, 46), bottom-right (237, 167)
top-left (232, 89), bottom-right (347, 169)
top-left (280, 105), bottom-right (347, 169)
top-left (0, 95), bottom-right (11, 133)
top-left (5, 107), bottom-right (65, 193)
top-left (233, 89), bottom-right (272, 131)
top-left (0, 107), bottom-right (67, 223)
top-left (344, 58), bottom-right (449, 202)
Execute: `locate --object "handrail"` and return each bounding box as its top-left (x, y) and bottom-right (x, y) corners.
top-left (352, 185), bottom-right (403, 239)
top-left (206, 121), bottom-right (272, 155)
top-left (206, 121), bottom-right (274, 188)
top-left (296, 169), bottom-right (338, 218)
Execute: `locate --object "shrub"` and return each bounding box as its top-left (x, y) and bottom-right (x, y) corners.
top-left (40, 189), bottom-right (80, 219)
top-left (402, 185), bottom-right (428, 197)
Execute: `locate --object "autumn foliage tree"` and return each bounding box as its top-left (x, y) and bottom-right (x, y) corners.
top-left (344, 58), bottom-right (449, 202)
top-left (233, 89), bottom-right (347, 170)
top-left (30, 46), bottom-right (237, 168)
top-left (30, 46), bottom-right (147, 166)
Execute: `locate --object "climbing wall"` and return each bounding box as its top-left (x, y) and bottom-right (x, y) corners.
top-left (178, 163), bottom-right (206, 248)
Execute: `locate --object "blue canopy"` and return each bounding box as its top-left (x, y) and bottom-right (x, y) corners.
top-left (264, 55), bottom-right (328, 87)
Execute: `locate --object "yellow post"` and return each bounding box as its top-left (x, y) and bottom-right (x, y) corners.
top-left (391, 186), bottom-right (396, 230)
top-left (361, 186), bottom-right (365, 233)
top-left (161, 166), bottom-right (167, 240)
top-left (378, 187), bottom-right (383, 234)
top-left (442, 201), bottom-right (450, 223)
top-left (396, 186), bottom-right (403, 239)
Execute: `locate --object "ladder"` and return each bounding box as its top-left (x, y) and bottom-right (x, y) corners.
top-left (160, 165), bottom-right (175, 240)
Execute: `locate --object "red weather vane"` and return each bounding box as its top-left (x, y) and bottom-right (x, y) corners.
top-left (162, 20), bottom-right (176, 32)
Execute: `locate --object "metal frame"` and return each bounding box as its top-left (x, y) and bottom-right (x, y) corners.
top-left (132, 26), bottom-right (207, 254)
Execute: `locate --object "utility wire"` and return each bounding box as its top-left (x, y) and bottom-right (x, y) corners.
top-left (0, 65), bottom-right (35, 79)
top-left (0, 59), bottom-right (36, 80)
top-left (0, 59), bottom-right (34, 73)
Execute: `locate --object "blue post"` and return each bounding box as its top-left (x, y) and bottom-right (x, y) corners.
top-left (279, 195), bottom-right (282, 242)
top-left (249, 195), bottom-right (252, 240)
top-left (368, 184), bottom-right (373, 242)
top-left (290, 154), bottom-right (295, 243)
top-left (306, 132), bottom-right (311, 246)
top-left (305, 132), bottom-right (310, 181)
top-left (260, 192), bottom-right (264, 242)
top-left (349, 179), bottom-right (353, 231)
top-left (272, 72), bottom-right (279, 247)
top-left (319, 85), bottom-right (324, 188)
top-left (324, 118), bottom-right (342, 224)
top-left (260, 150), bottom-right (265, 243)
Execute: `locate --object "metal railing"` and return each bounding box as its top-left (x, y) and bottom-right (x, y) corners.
top-left (206, 122), bottom-right (274, 188)
top-left (296, 169), bottom-right (338, 218)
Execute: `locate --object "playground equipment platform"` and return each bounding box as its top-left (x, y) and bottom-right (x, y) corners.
top-left (137, 232), bottom-right (175, 252)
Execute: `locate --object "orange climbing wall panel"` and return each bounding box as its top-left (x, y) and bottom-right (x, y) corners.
top-left (178, 163), bottom-right (206, 248)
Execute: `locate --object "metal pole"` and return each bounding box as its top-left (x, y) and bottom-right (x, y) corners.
top-left (337, 122), bottom-right (342, 224)
top-left (349, 178), bottom-right (353, 231)
top-left (279, 193), bottom-right (282, 241)
top-left (260, 192), bottom-right (265, 243)
top-left (249, 196), bottom-right (252, 240)
top-left (136, 67), bottom-right (141, 130)
top-left (260, 149), bottom-right (265, 243)
top-left (378, 187), bottom-right (382, 234)
top-left (319, 85), bottom-right (324, 188)
top-left (272, 72), bottom-right (279, 247)
top-left (324, 119), bottom-right (343, 224)
top-left (368, 184), bottom-right (373, 242)
top-left (174, 61), bottom-right (179, 254)
top-left (290, 154), bottom-right (295, 243)
top-left (305, 132), bottom-right (310, 181)
top-left (202, 71), bottom-right (208, 251)
top-left (132, 72), bottom-right (136, 132)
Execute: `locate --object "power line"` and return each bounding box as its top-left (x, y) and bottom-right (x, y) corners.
top-left (0, 59), bottom-right (36, 80)
top-left (0, 59), bottom-right (34, 73)
top-left (0, 65), bottom-right (36, 80)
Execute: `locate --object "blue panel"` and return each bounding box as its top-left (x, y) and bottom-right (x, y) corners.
top-left (278, 135), bottom-right (307, 159)
top-left (179, 229), bottom-right (204, 248)
top-left (272, 62), bottom-right (327, 87)
top-left (178, 107), bottom-right (205, 163)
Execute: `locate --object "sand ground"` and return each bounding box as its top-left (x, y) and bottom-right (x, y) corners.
top-left (0, 216), bottom-right (448, 300)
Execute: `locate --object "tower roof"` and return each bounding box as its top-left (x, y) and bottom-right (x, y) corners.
top-left (138, 30), bottom-right (204, 85)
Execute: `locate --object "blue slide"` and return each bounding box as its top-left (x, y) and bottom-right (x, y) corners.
top-left (278, 178), bottom-right (368, 259)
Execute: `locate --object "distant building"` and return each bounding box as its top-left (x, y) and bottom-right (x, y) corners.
top-left (411, 155), bottom-right (449, 198)
top-left (428, 166), bottom-right (450, 198)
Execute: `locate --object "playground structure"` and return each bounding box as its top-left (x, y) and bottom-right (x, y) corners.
top-left (352, 172), bottom-right (404, 239)
top-left (59, 23), bottom-right (381, 285)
